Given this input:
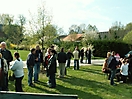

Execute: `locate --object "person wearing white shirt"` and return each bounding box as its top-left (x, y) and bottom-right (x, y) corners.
top-left (120, 59), bottom-right (129, 83)
top-left (73, 48), bottom-right (79, 70)
top-left (10, 52), bottom-right (24, 92)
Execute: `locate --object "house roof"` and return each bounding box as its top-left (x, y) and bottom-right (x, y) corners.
top-left (63, 34), bottom-right (83, 41)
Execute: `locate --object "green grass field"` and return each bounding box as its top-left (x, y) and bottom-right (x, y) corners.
top-left (10, 50), bottom-right (104, 61)
top-left (10, 50), bottom-right (30, 61)
top-left (8, 66), bottom-right (132, 99)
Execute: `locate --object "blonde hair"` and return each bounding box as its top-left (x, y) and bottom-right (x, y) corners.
top-left (107, 52), bottom-right (111, 58)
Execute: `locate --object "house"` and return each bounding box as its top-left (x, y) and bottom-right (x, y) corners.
top-left (62, 31), bottom-right (109, 42)
top-left (97, 31), bottom-right (109, 39)
top-left (58, 35), bottom-right (67, 41)
top-left (63, 34), bottom-right (84, 42)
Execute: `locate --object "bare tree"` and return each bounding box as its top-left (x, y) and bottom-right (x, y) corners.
top-left (29, 2), bottom-right (52, 53)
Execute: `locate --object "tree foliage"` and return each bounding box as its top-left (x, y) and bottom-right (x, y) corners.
top-left (29, 2), bottom-right (55, 50)
top-left (109, 21), bottom-right (125, 40)
top-left (68, 24), bottom-right (98, 34)
top-left (123, 30), bottom-right (132, 44)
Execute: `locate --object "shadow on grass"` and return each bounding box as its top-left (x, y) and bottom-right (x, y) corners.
top-left (56, 84), bottom-right (103, 99)
top-left (57, 75), bottom-right (120, 98)
top-left (79, 68), bottom-right (103, 75)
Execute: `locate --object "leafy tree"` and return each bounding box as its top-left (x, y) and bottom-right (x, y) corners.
top-left (123, 30), bottom-right (132, 44)
top-left (43, 24), bottom-right (58, 46)
top-left (109, 21), bottom-right (125, 40)
top-left (85, 24), bottom-right (98, 32)
top-left (125, 22), bottom-right (132, 34)
top-left (1, 14), bottom-right (26, 51)
top-left (69, 24), bottom-right (80, 34)
top-left (68, 24), bottom-right (98, 34)
top-left (29, 2), bottom-right (53, 52)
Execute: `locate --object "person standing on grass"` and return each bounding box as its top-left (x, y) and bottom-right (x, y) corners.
top-left (47, 50), bottom-right (57, 88)
top-left (108, 51), bottom-right (118, 86)
top-left (44, 48), bottom-right (51, 69)
top-left (57, 48), bottom-right (67, 78)
top-left (10, 52), bottom-right (24, 92)
top-left (0, 53), bottom-right (8, 91)
top-left (80, 48), bottom-right (84, 63)
top-left (128, 54), bottom-right (132, 83)
top-left (0, 42), bottom-right (13, 91)
top-left (66, 49), bottom-right (74, 68)
top-left (85, 48), bottom-right (89, 64)
top-left (73, 47), bottom-right (80, 70)
top-left (26, 48), bottom-right (36, 87)
top-left (34, 45), bottom-right (43, 83)
top-left (88, 48), bottom-right (91, 64)
top-left (75, 46), bottom-right (81, 59)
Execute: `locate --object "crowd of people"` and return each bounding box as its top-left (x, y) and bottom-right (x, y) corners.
top-left (1, 40), bottom-right (132, 91)
top-left (0, 41), bottom-right (92, 91)
top-left (102, 51), bottom-right (132, 85)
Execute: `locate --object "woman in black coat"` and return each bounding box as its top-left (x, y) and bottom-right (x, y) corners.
top-left (47, 50), bottom-right (57, 88)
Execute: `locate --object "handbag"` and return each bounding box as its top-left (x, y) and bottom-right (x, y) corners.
top-left (9, 70), bottom-right (15, 81)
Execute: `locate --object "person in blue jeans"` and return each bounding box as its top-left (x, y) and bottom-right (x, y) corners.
top-left (34, 45), bottom-right (43, 83)
top-left (108, 51), bottom-right (118, 86)
top-left (26, 48), bottom-right (36, 87)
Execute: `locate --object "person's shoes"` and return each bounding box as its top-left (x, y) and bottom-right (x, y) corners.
top-left (119, 81), bottom-right (123, 84)
top-left (29, 83), bottom-right (35, 87)
top-left (34, 81), bottom-right (38, 83)
top-left (111, 84), bottom-right (117, 86)
top-left (49, 86), bottom-right (56, 88)
top-left (58, 76), bottom-right (64, 78)
top-left (47, 81), bottom-right (51, 86)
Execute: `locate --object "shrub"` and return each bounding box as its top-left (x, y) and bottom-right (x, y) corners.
top-left (90, 40), bottom-right (131, 58)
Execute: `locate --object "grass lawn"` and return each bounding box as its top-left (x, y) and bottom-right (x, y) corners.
top-left (10, 50), bottom-right (30, 61)
top-left (8, 65), bottom-right (132, 99)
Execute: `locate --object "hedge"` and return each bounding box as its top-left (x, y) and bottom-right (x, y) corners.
top-left (91, 40), bottom-right (132, 58)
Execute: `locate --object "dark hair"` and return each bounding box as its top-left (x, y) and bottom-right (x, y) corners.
top-left (14, 52), bottom-right (20, 61)
top-left (51, 50), bottom-right (57, 54)
top-left (61, 48), bottom-right (64, 52)
top-left (31, 48), bottom-right (36, 53)
top-left (51, 45), bottom-right (54, 48)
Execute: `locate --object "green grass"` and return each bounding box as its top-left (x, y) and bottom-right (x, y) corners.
top-left (8, 66), bottom-right (132, 99)
top-left (10, 50), bottom-right (30, 61)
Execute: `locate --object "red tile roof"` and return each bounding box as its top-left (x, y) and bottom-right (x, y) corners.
top-left (63, 34), bottom-right (83, 41)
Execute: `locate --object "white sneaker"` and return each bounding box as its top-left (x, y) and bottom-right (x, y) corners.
top-left (119, 81), bottom-right (123, 84)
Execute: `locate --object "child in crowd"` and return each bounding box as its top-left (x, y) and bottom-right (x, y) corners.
top-left (116, 59), bottom-right (129, 83)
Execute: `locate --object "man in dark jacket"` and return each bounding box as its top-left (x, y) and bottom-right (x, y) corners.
top-left (128, 54), bottom-right (132, 83)
top-left (108, 51), bottom-right (118, 85)
top-left (27, 48), bottom-right (36, 87)
top-left (0, 42), bottom-right (13, 91)
top-left (88, 48), bottom-right (91, 64)
top-left (66, 49), bottom-right (74, 68)
top-left (80, 48), bottom-right (84, 63)
top-left (34, 45), bottom-right (43, 83)
top-left (57, 48), bottom-right (67, 78)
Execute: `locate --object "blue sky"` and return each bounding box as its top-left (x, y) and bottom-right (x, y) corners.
top-left (0, 0), bottom-right (132, 33)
